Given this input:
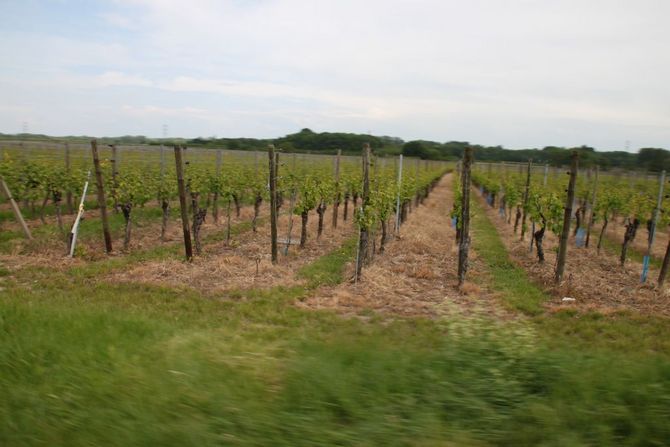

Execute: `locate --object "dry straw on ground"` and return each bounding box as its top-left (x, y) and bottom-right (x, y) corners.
top-left (477, 191), bottom-right (670, 316)
top-left (111, 205), bottom-right (356, 295)
top-left (299, 175), bottom-right (509, 319)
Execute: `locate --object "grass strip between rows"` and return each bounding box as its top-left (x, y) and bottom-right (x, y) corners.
top-left (470, 195), bottom-right (549, 315)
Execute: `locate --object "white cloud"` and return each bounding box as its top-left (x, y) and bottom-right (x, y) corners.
top-left (99, 12), bottom-right (136, 29)
top-left (1, 0), bottom-right (670, 148)
top-left (121, 105), bottom-right (207, 117)
top-left (97, 72), bottom-right (153, 87)
top-left (156, 76), bottom-right (405, 119)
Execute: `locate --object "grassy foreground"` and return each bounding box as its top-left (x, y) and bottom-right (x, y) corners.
top-left (1, 212), bottom-right (669, 445)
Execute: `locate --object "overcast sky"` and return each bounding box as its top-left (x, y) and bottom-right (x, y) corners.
top-left (1, 0), bottom-right (669, 151)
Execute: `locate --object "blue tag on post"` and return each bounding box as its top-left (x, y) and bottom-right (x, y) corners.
top-left (641, 255), bottom-right (650, 283)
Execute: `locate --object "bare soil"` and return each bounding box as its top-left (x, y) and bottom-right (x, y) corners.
top-left (479, 193), bottom-right (670, 316)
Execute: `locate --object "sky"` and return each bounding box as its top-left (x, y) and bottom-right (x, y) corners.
top-left (0, 0), bottom-right (669, 151)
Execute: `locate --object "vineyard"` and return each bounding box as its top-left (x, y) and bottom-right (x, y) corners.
top-left (0, 142), bottom-right (448, 287)
top-left (0, 142), bottom-right (669, 445)
top-left (470, 155), bottom-right (670, 315)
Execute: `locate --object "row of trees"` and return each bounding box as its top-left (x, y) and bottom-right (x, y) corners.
top-left (161, 129), bottom-right (397, 155)
top-left (4, 130), bottom-right (669, 171)
top-left (193, 133), bottom-right (670, 171)
top-left (403, 141), bottom-right (668, 171)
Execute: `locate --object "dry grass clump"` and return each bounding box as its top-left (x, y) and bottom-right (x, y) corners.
top-left (409, 265), bottom-right (438, 280)
top-left (460, 282), bottom-right (481, 295)
top-left (0, 253), bottom-right (85, 273)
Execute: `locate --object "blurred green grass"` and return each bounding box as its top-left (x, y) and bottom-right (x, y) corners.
top-left (0, 195), bottom-right (668, 446)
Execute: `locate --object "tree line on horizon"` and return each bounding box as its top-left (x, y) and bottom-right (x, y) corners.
top-left (1, 128), bottom-right (668, 171)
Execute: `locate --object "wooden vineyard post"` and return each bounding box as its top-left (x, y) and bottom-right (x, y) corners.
top-left (394, 154), bottom-right (403, 237)
top-left (458, 147), bottom-right (473, 287)
top-left (110, 144), bottom-right (119, 213)
top-left (642, 170), bottom-right (665, 283)
top-left (555, 151), bottom-right (578, 285)
top-left (0, 176), bottom-right (33, 240)
top-left (111, 144), bottom-right (119, 178)
top-left (585, 166), bottom-right (599, 248)
top-left (174, 145), bottom-right (193, 261)
top-left (65, 143), bottom-right (73, 213)
top-left (332, 149), bottom-right (341, 229)
top-left (159, 143), bottom-right (167, 177)
top-left (283, 189), bottom-right (297, 256)
top-left (658, 241), bottom-right (670, 288)
top-left (530, 163), bottom-right (549, 253)
top-left (275, 152), bottom-right (280, 215)
top-left (91, 140), bottom-right (113, 253)
top-left (213, 150), bottom-right (223, 223)
top-left (268, 144), bottom-right (278, 264)
top-left (520, 159), bottom-right (532, 241)
top-left (355, 143), bottom-right (371, 281)
top-left (373, 152), bottom-right (378, 179)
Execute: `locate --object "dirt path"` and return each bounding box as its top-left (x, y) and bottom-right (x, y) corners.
top-left (299, 174), bottom-right (508, 319)
top-left (476, 192), bottom-right (670, 316)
